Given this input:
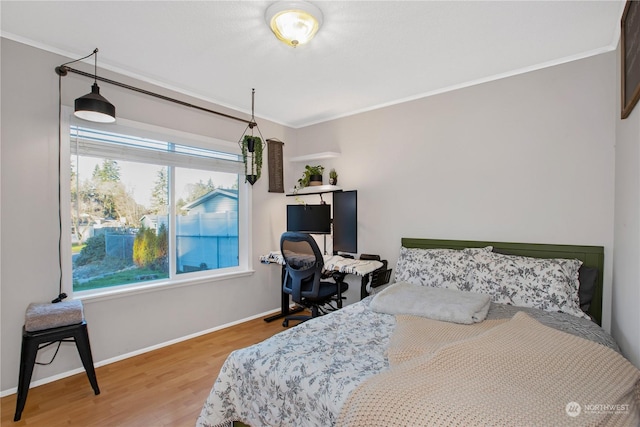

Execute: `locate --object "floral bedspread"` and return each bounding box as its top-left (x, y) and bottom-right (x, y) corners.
top-left (196, 298), bottom-right (618, 427)
top-left (196, 299), bottom-right (395, 427)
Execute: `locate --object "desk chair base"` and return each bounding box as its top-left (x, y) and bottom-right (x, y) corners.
top-left (283, 310), bottom-right (317, 327)
top-left (282, 282), bottom-right (349, 327)
top-left (14, 321), bottom-right (100, 421)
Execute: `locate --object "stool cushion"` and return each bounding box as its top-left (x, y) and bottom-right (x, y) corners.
top-left (24, 300), bottom-right (84, 332)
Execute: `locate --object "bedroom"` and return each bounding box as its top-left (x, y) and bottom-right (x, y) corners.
top-left (1, 0), bottom-right (639, 424)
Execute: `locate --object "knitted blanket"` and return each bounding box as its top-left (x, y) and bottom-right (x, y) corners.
top-left (387, 315), bottom-right (508, 364)
top-left (337, 312), bottom-right (640, 427)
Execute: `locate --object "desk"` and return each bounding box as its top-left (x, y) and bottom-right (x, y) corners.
top-left (260, 252), bottom-right (383, 322)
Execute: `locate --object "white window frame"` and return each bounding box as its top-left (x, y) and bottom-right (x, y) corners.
top-left (60, 107), bottom-right (253, 301)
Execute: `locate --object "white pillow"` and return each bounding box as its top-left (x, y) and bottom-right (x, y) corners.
top-left (466, 251), bottom-right (587, 319)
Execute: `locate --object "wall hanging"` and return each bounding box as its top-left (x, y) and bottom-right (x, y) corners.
top-left (267, 138), bottom-right (285, 193)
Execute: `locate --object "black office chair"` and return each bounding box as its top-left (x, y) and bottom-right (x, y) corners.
top-left (280, 232), bottom-right (344, 327)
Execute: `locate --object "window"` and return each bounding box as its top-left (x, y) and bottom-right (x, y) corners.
top-left (64, 115), bottom-right (249, 295)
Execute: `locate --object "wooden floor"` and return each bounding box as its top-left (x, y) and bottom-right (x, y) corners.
top-left (1, 314), bottom-right (289, 426)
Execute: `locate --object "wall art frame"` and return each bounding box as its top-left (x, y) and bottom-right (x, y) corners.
top-left (621, 0), bottom-right (640, 119)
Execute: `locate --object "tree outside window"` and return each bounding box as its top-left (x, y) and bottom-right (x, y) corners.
top-left (69, 126), bottom-right (242, 293)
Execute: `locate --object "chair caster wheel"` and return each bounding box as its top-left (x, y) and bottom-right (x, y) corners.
top-left (283, 320), bottom-right (289, 327)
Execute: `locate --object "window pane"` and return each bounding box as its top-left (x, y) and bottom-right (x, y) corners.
top-left (68, 121), bottom-right (245, 294)
top-left (71, 155), bottom-right (170, 291)
top-left (175, 168), bottom-right (239, 274)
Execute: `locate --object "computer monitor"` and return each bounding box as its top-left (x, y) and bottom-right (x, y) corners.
top-left (286, 204), bottom-right (331, 234)
top-left (332, 190), bottom-right (357, 254)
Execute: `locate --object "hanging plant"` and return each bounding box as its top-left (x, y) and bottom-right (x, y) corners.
top-left (241, 135), bottom-right (263, 185)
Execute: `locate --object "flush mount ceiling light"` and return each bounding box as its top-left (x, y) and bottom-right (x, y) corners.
top-left (266, 1), bottom-right (323, 47)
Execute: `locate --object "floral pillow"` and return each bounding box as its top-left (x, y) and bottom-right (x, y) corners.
top-left (466, 251), bottom-right (587, 319)
top-left (394, 246), bottom-right (492, 291)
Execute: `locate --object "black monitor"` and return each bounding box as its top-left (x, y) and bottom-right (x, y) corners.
top-left (286, 204), bottom-right (331, 234)
top-left (332, 190), bottom-right (357, 254)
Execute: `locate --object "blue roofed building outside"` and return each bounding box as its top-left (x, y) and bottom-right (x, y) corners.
top-left (176, 189), bottom-right (239, 273)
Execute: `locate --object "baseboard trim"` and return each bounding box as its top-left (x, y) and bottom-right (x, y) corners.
top-left (0, 307), bottom-right (281, 397)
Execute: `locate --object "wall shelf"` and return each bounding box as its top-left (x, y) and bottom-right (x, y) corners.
top-left (289, 151), bottom-right (340, 163)
top-left (286, 185), bottom-right (342, 196)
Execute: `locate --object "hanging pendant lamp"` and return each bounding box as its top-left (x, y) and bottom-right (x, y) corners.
top-left (73, 49), bottom-right (116, 123)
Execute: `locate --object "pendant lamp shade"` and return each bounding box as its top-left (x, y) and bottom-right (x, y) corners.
top-left (74, 82), bottom-right (116, 123)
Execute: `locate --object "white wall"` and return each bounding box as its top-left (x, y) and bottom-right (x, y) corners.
top-left (613, 43), bottom-right (640, 368)
top-left (292, 52), bottom-right (618, 333)
top-left (0, 39), bottom-right (290, 392)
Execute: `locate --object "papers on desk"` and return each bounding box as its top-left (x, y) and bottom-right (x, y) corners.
top-left (260, 251), bottom-right (285, 265)
top-left (323, 255), bottom-right (383, 276)
top-left (260, 252), bottom-right (383, 277)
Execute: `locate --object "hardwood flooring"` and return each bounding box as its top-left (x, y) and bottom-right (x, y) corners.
top-left (1, 314), bottom-right (289, 426)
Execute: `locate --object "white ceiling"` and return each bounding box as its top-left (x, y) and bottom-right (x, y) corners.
top-left (1, 1), bottom-right (626, 128)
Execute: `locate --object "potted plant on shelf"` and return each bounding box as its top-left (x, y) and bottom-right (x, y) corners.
top-left (297, 164), bottom-right (325, 189)
top-left (240, 135), bottom-right (263, 185)
top-left (329, 168), bottom-right (338, 186)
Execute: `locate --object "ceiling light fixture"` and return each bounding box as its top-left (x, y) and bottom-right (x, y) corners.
top-left (265, 1), bottom-right (323, 47)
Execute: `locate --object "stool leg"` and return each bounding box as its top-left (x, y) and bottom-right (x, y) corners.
top-left (73, 324), bottom-right (100, 395)
top-left (14, 334), bottom-right (37, 421)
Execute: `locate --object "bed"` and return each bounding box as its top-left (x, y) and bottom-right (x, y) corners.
top-left (197, 238), bottom-right (640, 427)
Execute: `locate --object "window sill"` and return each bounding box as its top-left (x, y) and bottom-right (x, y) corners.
top-left (73, 269), bottom-right (255, 304)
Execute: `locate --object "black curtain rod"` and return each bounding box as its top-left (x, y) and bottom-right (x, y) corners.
top-left (55, 65), bottom-right (256, 127)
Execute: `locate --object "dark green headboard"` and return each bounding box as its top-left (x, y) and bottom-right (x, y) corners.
top-left (401, 238), bottom-right (605, 325)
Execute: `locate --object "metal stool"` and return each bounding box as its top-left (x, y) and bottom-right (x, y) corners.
top-left (14, 301), bottom-right (100, 421)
